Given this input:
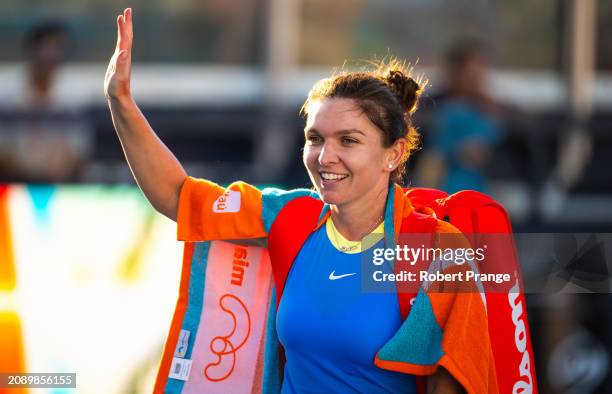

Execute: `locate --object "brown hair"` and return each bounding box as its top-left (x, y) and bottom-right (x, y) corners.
top-left (301, 58), bottom-right (423, 184)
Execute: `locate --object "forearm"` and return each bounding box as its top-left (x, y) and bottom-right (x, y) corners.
top-left (427, 367), bottom-right (465, 394)
top-left (108, 95), bottom-right (186, 220)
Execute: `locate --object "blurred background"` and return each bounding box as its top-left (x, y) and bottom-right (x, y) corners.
top-left (0, 0), bottom-right (611, 392)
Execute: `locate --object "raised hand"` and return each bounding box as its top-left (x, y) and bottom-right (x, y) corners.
top-left (104, 8), bottom-right (133, 101)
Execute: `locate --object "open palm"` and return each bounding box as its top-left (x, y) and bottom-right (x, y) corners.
top-left (104, 8), bottom-right (133, 100)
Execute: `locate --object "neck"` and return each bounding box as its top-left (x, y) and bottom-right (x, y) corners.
top-left (330, 184), bottom-right (389, 241)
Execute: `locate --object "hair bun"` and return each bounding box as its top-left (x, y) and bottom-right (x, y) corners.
top-left (384, 69), bottom-right (421, 114)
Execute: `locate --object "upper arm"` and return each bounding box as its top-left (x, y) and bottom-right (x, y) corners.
top-left (176, 176), bottom-right (318, 243)
top-left (176, 177), bottom-right (267, 242)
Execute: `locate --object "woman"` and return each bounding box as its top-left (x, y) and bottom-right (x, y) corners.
top-left (105, 8), bottom-right (493, 394)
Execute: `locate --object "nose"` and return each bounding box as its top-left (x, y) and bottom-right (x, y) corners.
top-left (318, 141), bottom-right (339, 166)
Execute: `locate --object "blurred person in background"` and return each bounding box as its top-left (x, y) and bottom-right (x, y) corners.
top-left (0, 22), bottom-right (92, 183)
top-left (416, 40), bottom-right (503, 194)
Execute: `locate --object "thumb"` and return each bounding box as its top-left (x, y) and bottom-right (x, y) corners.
top-left (118, 50), bottom-right (128, 61)
top-left (115, 50), bottom-right (131, 78)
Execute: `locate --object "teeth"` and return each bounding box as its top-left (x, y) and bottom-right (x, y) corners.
top-left (320, 172), bottom-right (348, 181)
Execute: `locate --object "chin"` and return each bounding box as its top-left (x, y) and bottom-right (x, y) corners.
top-left (318, 190), bottom-right (346, 206)
top-left (309, 178), bottom-right (349, 206)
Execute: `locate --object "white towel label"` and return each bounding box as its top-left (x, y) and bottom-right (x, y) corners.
top-left (169, 357), bottom-right (192, 381)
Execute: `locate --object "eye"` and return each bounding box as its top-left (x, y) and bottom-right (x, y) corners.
top-left (306, 134), bottom-right (322, 144)
top-left (342, 137), bottom-right (358, 145)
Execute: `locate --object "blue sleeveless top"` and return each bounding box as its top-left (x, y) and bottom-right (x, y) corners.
top-left (276, 222), bottom-right (417, 393)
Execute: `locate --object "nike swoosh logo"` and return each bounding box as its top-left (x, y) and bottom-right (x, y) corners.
top-left (328, 271), bottom-right (356, 280)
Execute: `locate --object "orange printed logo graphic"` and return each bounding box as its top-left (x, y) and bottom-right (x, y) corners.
top-left (203, 294), bottom-right (251, 382)
top-left (231, 246), bottom-right (249, 287)
top-left (213, 190), bottom-right (241, 213)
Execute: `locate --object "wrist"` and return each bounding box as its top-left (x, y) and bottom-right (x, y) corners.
top-left (107, 93), bottom-right (134, 108)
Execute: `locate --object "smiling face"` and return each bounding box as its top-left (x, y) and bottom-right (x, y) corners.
top-left (303, 98), bottom-right (402, 209)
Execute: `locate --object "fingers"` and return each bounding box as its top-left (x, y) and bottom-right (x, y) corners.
top-left (124, 8), bottom-right (133, 51)
top-left (115, 8), bottom-right (132, 52)
top-left (115, 15), bottom-right (122, 51)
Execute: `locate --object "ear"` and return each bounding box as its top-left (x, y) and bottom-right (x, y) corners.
top-left (385, 138), bottom-right (407, 172)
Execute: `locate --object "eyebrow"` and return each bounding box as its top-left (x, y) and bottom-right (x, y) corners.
top-left (304, 128), bottom-right (366, 136)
